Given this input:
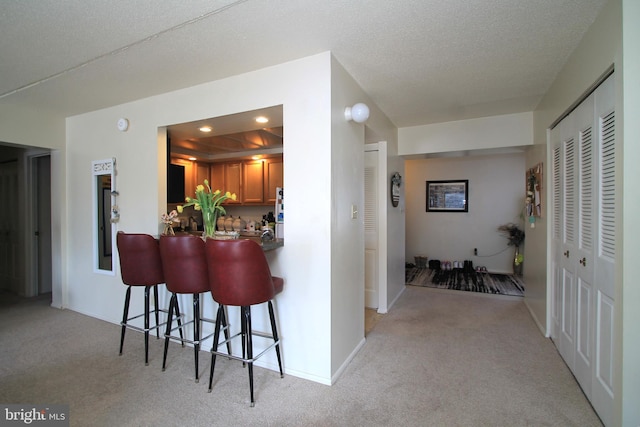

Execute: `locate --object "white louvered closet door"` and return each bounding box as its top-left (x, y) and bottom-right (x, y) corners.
top-left (591, 74), bottom-right (616, 427)
top-left (574, 93), bottom-right (596, 399)
top-left (364, 150), bottom-right (379, 309)
top-left (557, 108), bottom-right (577, 370)
top-left (550, 73), bottom-right (615, 427)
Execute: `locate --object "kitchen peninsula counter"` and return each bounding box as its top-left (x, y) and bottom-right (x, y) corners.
top-left (172, 231), bottom-right (283, 251)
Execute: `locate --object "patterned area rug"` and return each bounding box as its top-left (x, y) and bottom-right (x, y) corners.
top-left (406, 268), bottom-right (525, 297)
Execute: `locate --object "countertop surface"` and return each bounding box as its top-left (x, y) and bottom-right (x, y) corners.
top-left (172, 231), bottom-right (283, 251)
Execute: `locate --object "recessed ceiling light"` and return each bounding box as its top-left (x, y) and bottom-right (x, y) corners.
top-left (188, 157), bottom-right (197, 161)
top-left (199, 126), bottom-right (212, 132)
top-left (255, 116), bottom-right (269, 124)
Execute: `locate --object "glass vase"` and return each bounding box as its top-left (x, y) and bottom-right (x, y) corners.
top-left (513, 245), bottom-right (523, 276)
top-left (203, 210), bottom-right (217, 239)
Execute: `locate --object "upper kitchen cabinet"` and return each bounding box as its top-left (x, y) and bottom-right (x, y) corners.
top-left (223, 161), bottom-right (242, 204)
top-left (243, 160), bottom-right (265, 203)
top-left (263, 157), bottom-right (283, 204)
top-left (195, 162), bottom-right (210, 189)
top-left (242, 157), bottom-right (283, 204)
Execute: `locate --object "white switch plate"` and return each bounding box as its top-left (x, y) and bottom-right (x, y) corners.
top-left (351, 204), bottom-right (358, 219)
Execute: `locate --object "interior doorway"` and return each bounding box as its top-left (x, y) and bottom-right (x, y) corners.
top-left (33, 155), bottom-right (52, 295)
top-left (0, 159), bottom-right (19, 294)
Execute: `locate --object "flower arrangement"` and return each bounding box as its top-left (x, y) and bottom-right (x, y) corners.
top-left (177, 179), bottom-right (237, 238)
top-left (497, 223), bottom-right (525, 247)
top-left (498, 223), bottom-right (525, 272)
top-left (161, 209), bottom-right (179, 235)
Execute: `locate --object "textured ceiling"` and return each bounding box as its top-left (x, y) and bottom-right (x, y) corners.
top-left (0, 0), bottom-right (607, 129)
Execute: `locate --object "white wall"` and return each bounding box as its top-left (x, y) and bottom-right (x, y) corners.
top-left (405, 153), bottom-right (525, 274)
top-left (0, 106), bottom-right (67, 309)
top-left (384, 146), bottom-right (406, 312)
top-left (65, 53), bottom-right (337, 384)
top-left (0, 105), bottom-right (65, 150)
top-left (399, 112), bottom-right (533, 156)
top-left (330, 58), bottom-right (367, 378)
top-left (621, 1), bottom-right (640, 424)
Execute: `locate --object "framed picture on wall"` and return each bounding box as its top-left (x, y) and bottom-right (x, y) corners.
top-left (426, 180), bottom-right (469, 212)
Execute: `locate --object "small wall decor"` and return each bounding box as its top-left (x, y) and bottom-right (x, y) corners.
top-left (426, 180), bottom-right (469, 212)
top-left (391, 172), bottom-right (402, 207)
top-left (526, 163), bottom-right (543, 218)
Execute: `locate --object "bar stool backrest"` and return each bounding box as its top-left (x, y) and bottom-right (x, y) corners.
top-left (205, 239), bottom-right (275, 306)
top-left (159, 235), bottom-right (209, 294)
top-left (116, 232), bottom-right (164, 286)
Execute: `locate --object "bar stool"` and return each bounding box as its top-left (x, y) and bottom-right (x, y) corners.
top-left (158, 234), bottom-right (230, 383)
top-left (205, 238), bottom-right (284, 407)
top-left (116, 232), bottom-right (169, 365)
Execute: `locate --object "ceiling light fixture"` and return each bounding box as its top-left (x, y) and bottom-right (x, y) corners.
top-left (188, 157), bottom-right (197, 161)
top-left (199, 126), bottom-right (212, 133)
top-left (255, 116), bottom-right (269, 124)
top-left (344, 102), bottom-right (370, 123)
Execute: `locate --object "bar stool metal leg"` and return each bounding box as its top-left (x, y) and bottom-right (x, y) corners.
top-left (208, 305), bottom-right (225, 392)
top-left (244, 306), bottom-right (256, 407)
top-left (144, 286), bottom-right (151, 365)
top-left (268, 301), bottom-right (284, 377)
top-left (193, 294), bottom-right (201, 382)
top-left (153, 285), bottom-right (160, 339)
top-left (119, 286), bottom-right (132, 356)
top-left (162, 295), bottom-right (179, 371)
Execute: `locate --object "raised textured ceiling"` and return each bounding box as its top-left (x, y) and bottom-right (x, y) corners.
top-left (0, 0), bottom-right (607, 128)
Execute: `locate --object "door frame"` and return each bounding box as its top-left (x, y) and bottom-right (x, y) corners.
top-left (25, 150), bottom-right (52, 297)
top-left (365, 142), bottom-right (388, 313)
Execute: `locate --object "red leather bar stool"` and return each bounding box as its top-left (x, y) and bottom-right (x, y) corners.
top-left (205, 238), bottom-right (284, 407)
top-left (116, 232), bottom-right (170, 365)
top-left (158, 234), bottom-right (230, 383)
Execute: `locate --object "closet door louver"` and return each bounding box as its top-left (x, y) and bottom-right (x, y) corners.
top-left (599, 111), bottom-right (616, 261)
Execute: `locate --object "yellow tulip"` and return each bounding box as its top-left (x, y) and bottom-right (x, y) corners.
top-left (177, 205), bottom-right (183, 213)
top-left (196, 184), bottom-right (205, 193)
top-left (231, 193), bottom-right (237, 201)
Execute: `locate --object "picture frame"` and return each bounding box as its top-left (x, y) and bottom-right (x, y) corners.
top-left (426, 180), bottom-right (469, 212)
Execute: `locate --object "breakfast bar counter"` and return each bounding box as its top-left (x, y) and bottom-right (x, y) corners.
top-left (172, 231), bottom-right (283, 251)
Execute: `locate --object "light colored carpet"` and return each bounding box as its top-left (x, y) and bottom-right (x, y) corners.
top-left (365, 308), bottom-right (383, 336)
top-left (0, 288), bottom-right (602, 426)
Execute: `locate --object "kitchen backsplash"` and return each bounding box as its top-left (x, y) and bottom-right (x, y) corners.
top-left (166, 203), bottom-right (273, 231)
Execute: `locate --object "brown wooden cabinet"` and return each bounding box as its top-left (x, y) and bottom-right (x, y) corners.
top-left (264, 157), bottom-right (283, 204)
top-left (209, 162), bottom-right (224, 191)
top-left (223, 161), bottom-right (242, 204)
top-left (242, 157), bottom-right (284, 204)
top-left (171, 156), bottom-right (283, 206)
top-left (243, 160), bottom-right (265, 203)
top-left (194, 162), bottom-right (210, 188)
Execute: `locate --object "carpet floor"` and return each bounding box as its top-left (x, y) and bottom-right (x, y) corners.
top-left (406, 267), bottom-right (525, 297)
